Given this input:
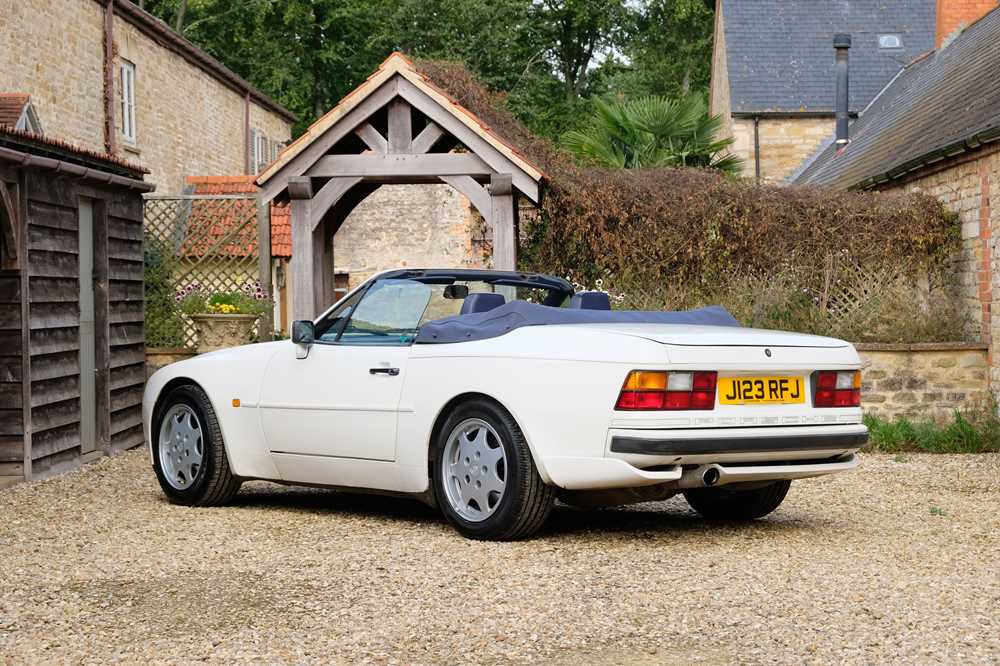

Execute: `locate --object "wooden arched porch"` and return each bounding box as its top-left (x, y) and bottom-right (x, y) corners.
top-left (255, 53), bottom-right (546, 321)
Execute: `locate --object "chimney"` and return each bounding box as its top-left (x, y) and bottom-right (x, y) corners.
top-left (834, 33), bottom-right (851, 146)
top-left (936, 0), bottom-right (998, 48)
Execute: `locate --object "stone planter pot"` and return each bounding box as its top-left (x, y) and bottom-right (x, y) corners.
top-left (191, 314), bottom-right (259, 354)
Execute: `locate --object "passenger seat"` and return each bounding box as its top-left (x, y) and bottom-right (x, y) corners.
top-left (460, 292), bottom-right (506, 315)
top-left (569, 291), bottom-right (611, 310)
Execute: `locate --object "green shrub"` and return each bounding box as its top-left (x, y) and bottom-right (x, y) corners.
top-left (602, 267), bottom-right (971, 343)
top-left (178, 287), bottom-right (271, 318)
top-left (864, 402), bottom-right (1000, 454)
top-left (416, 58), bottom-right (963, 344)
top-left (143, 237), bottom-right (186, 348)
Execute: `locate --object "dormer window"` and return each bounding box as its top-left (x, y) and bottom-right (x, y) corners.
top-left (878, 34), bottom-right (903, 49)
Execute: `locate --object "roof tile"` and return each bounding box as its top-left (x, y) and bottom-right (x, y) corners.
top-left (187, 176), bottom-right (291, 258)
top-left (0, 93), bottom-right (29, 128)
top-left (722, 0), bottom-right (936, 113)
top-left (795, 7), bottom-right (1000, 189)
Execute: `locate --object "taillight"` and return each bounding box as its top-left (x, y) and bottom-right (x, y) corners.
top-left (814, 370), bottom-right (861, 407)
top-left (616, 371), bottom-right (717, 410)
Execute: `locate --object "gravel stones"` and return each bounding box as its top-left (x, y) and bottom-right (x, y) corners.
top-left (1, 451), bottom-right (998, 664)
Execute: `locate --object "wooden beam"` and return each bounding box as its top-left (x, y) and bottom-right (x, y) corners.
top-left (440, 175), bottom-right (491, 224)
top-left (490, 173), bottom-right (517, 272)
top-left (387, 98), bottom-right (412, 153)
top-left (397, 77), bottom-right (540, 203)
top-left (256, 196), bottom-right (274, 337)
top-left (92, 198), bottom-right (110, 454)
top-left (355, 123), bottom-right (387, 153)
top-left (306, 153), bottom-right (492, 180)
top-left (310, 177), bottom-right (362, 231)
top-left (17, 170), bottom-right (29, 480)
top-left (257, 80), bottom-right (399, 203)
top-left (411, 121), bottom-right (445, 154)
top-left (287, 177), bottom-right (314, 200)
top-left (290, 197), bottom-right (324, 322)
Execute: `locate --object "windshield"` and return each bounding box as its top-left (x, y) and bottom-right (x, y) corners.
top-left (338, 279), bottom-right (432, 345)
top-left (314, 276), bottom-right (570, 346)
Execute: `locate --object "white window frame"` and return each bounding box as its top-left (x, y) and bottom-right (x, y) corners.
top-left (120, 60), bottom-right (137, 144)
top-left (878, 34), bottom-right (903, 50)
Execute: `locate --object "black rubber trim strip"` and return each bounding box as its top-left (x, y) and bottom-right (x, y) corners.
top-left (610, 431), bottom-right (869, 456)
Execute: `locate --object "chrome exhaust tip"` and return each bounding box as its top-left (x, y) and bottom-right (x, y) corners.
top-left (702, 467), bottom-right (721, 487)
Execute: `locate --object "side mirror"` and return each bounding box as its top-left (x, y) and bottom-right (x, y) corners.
top-left (291, 320), bottom-right (315, 359)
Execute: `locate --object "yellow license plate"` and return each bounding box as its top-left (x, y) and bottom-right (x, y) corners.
top-left (718, 376), bottom-right (805, 405)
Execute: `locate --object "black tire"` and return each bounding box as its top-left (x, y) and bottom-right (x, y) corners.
top-left (433, 398), bottom-right (556, 540)
top-left (683, 480), bottom-right (791, 521)
top-left (151, 383), bottom-right (242, 506)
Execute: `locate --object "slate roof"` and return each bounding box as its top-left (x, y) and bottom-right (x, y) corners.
top-left (794, 7), bottom-right (1000, 189)
top-left (186, 176), bottom-right (291, 258)
top-left (722, 0), bottom-right (935, 114)
top-left (0, 94), bottom-right (30, 128)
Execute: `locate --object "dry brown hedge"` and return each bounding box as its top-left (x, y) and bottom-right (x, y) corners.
top-left (415, 58), bottom-right (958, 289)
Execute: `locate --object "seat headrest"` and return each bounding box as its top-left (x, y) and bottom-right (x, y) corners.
top-left (569, 291), bottom-right (611, 311)
top-left (460, 292), bottom-right (506, 315)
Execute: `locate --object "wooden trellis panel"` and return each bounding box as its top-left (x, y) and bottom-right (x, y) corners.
top-left (143, 194), bottom-right (263, 349)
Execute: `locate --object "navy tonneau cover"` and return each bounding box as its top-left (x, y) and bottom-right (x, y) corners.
top-left (416, 301), bottom-right (739, 344)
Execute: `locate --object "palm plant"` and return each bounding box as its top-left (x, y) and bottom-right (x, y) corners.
top-left (563, 95), bottom-right (743, 174)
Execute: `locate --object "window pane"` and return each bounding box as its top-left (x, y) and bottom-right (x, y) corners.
top-left (314, 289), bottom-right (363, 342)
top-left (120, 62), bottom-right (136, 141)
top-left (339, 279), bottom-right (431, 345)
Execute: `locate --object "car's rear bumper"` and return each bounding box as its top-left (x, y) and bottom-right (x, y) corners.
top-left (609, 428), bottom-right (868, 457)
top-left (542, 423), bottom-right (866, 490)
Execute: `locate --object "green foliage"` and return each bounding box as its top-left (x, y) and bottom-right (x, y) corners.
top-left (604, 266), bottom-right (972, 344)
top-left (178, 288), bottom-right (271, 318)
top-left (864, 403), bottom-right (1000, 454)
top-left (521, 167), bottom-right (959, 294)
top-left (604, 0), bottom-right (715, 99)
top-left (563, 95), bottom-right (742, 172)
top-left (136, 0), bottom-right (715, 140)
top-left (143, 237), bottom-right (186, 348)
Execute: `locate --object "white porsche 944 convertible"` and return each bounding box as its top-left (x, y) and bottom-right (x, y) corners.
top-left (144, 269), bottom-right (867, 540)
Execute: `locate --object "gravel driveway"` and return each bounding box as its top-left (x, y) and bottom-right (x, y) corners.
top-left (1, 450), bottom-right (999, 664)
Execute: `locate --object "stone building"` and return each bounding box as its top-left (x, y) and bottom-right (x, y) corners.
top-left (795, 5), bottom-right (1000, 393)
top-left (2, 1), bottom-right (483, 338)
top-left (709, 0), bottom-right (935, 183)
top-left (0, 0), bottom-right (294, 194)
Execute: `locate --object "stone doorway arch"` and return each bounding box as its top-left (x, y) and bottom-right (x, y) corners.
top-left (255, 53), bottom-right (546, 320)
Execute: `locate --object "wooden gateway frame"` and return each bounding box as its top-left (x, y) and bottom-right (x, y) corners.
top-left (255, 53), bottom-right (547, 321)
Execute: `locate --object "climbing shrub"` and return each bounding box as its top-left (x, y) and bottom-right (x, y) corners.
top-left (416, 58), bottom-right (965, 341)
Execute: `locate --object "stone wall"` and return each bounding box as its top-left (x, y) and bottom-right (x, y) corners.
top-left (275, 184), bottom-right (484, 326)
top-left (333, 184), bottom-right (485, 288)
top-left (880, 144), bottom-right (1000, 389)
top-left (0, 0), bottom-right (107, 153)
top-left (730, 116), bottom-right (835, 183)
top-left (0, 0), bottom-right (292, 194)
top-left (858, 343), bottom-right (990, 421)
top-left (146, 347), bottom-right (197, 379)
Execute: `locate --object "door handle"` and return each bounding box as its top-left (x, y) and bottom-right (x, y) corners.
top-left (369, 367), bottom-right (400, 376)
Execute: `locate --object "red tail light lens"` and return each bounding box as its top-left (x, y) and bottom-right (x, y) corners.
top-left (814, 370), bottom-right (861, 407)
top-left (616, 371), bottom-right (717, 411)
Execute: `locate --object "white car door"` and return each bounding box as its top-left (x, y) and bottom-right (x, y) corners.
top-left (259, 279), bottom-right (430, 462)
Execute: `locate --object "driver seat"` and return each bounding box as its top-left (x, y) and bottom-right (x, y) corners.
top-left (460, 292), bottom-right (505, 315)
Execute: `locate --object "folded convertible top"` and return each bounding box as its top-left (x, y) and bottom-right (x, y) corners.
top-left (416, 301), bottom-right (739, 344)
